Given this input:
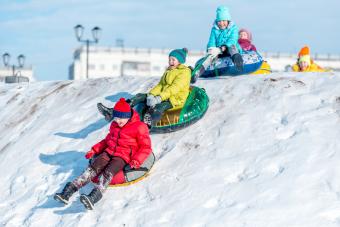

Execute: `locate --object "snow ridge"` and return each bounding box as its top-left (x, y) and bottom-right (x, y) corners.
top-left (1, 73), bottom-right (340, 227)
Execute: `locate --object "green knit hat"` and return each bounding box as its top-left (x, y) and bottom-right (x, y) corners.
top-left (169, 48), bottom-right (188, 64)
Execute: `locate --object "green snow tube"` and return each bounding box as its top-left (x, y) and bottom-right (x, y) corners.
top-left (135, 86), bottom-right (209, 133)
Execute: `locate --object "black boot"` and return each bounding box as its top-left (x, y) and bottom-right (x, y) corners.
top-left (79, 188), bottom-right (103, 210)
top-left (231, 53), bottom-right (244, 72)
top-left (97, 103), bottom-right (113, 122)
top-left (54, 182), bottom-right (78, 205)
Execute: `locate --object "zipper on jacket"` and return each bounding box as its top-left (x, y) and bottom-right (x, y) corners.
top-left (114, 128), bottom-right (122, 154)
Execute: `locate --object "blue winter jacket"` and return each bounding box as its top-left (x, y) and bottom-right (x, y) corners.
top-left (206, 21), bottom-right (242, 53)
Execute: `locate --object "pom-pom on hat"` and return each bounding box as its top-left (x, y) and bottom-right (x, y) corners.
top-left (112, 98), bottom-right (132, 119)
top-left (169, 48), bottom-right (188, 64)
top-left (216, 6), bottom-right (231, 21)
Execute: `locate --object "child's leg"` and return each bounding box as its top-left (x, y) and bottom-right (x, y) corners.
top-left (128, 93), bottom-right (147, 107)
top-left (79, 156), bottom-right (126, 210)
top-left (193, 48), bottom-right (221, 80)
top-left (145, 101), bottom-right (173, 125)
top-left (98, 94), bottom-right (147, 121)
top-left (96, 156), bottom-right (127, 192)
top-left (227, 45), bottom-right (243, 72)
top-left (72, 152), bottom-right (111, 188)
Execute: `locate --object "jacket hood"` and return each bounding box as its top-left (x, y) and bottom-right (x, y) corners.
top-left (213, 20), bottom-right (234, 30)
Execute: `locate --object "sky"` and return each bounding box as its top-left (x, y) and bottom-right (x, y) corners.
top-left (1, 72), bottom-right (340, 226)
top-left (0, 0), bottom-right (340, 81)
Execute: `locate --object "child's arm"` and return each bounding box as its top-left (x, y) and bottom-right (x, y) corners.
top-left (91, 138), bottom-right (108, 154)
top-left (149, 72), bottom-right (166, 96)
top-left (130, 124), bottom-right (152, 167)
top-left (207, 28), bottom-right (217, 49)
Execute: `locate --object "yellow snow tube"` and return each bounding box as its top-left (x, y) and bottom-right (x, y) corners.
top-left (251, 61), bottom-right (272, 75)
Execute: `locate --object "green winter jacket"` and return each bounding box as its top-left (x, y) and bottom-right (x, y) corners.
top-left (149, 64), bottom-right (191, 108)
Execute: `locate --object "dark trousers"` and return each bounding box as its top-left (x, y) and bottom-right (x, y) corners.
top-left (91, 152), bottom-right (126, 177)
top-left (131, 93), bottom-right (173, 122)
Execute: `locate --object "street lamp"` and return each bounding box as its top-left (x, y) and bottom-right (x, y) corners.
top-left (2, 52), bottom-right (25, 76)
top-left (74, 24), bottom-right (101, 79)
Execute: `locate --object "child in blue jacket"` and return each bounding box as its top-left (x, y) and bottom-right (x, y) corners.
top-left (193, 6), bottom-right (243, 80)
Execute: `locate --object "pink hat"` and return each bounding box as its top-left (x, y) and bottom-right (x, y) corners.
top-left (239, 28), bottom-right (253, 41)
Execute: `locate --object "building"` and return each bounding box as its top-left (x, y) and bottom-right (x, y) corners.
top-left (69, 46), bottom-right (340, 80)
top-left (0, 66), bottom-right (34, 83)
top-left (69, 46), bottom-right (205, 80)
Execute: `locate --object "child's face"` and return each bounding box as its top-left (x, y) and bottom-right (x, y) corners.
top-left (114, 117), bottom-right (129, 127)
top-left (299, 61), bottom-right (309, 71)
top-left (217, 20), bottom-right (229, 30)
top-left (239, 31), bottom-right (248, 40)
top-left (169, 56), bottom-right (180, 68)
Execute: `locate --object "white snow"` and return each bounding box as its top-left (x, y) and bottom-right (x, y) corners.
top-left (1, 72), bottom-right (340, 227)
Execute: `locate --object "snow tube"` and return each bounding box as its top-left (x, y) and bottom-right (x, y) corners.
top-left (192, 51), bottom-right (263, 80)
top-left (135, 86), bottom-right (209, 133)
top-left (251, 61), bottom-right (272, 75)
top-left (91, 152), bottom-right (155, 187)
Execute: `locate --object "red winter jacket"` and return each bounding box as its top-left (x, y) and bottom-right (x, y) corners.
top-left (91, 110), bottom-right (152, 166)
top-left (238, 39), bottom-right (257, 52)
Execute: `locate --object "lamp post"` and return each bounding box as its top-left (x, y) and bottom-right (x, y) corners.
top-left (74, 24), bottom-right (101, 79)
top-left (2, 52), bottom-right (26, 80)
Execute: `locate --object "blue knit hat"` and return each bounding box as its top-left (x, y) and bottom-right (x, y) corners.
top-left (112, 98), bottom-right (132, 119)
top-left (169, 48), bottom-right (188, 64)
top-left (216, 6), bottom-right (231, 21)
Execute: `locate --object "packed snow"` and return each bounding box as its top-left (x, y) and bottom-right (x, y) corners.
top-left (1, 72), bottom-right (340, 227)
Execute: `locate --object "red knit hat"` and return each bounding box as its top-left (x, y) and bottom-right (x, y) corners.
top-left (112, 98), bottom-right (131, 119)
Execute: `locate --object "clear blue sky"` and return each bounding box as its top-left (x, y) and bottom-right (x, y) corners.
top-left (1, 0), bottom-right (339, 81)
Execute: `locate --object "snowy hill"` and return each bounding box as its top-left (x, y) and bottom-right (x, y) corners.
top-left (1, 72), bottom-right (340, 227)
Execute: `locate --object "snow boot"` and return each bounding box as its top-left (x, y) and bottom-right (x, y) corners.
top-left (143, 112), bottom-right (152, 128)
top-left (54, 182), bottom-right (78, 205)
top-left (80, 188), bottom-right (103, 210)
top-left (97, 103), bottom-right (113, 122)
top-left (231, 53), bottom-right (244, 72)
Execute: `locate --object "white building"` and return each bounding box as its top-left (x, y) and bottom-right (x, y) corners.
top-left (0, 66), bottom-right (34, 83)
top-left (69, 46), bottom-right (205, 80)
top-left (69, 46), bottom-right (340, 80)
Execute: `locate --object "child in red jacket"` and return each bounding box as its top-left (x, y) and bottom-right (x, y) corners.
top-left (238, 28), bottom-right (257, 52)
top-left (54, 98), bottom-right (152, 210)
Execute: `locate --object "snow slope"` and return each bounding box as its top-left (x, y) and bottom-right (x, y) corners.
top-left (1, 72), bottom-right (340, 227)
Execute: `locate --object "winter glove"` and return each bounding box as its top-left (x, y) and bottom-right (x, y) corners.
top-left (231, 53), bottom-right (244, 72)
top-left (220, 45), bottom-right (227, 52)
top-left (146, 95), bottom-right (162, 108)
top-left (85, 149), bottom-right (96, 159)
top-left (130, 160), bottom-right (140, 169)
top-left (207, 47), bottom-right (222, 57)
